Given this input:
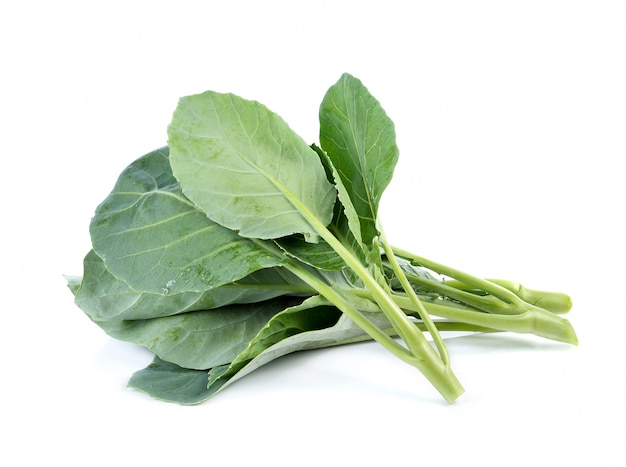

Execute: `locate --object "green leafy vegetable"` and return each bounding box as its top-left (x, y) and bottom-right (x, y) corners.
top-left (167, 92), bottom-right (336, 242)
top-left (90, 147), bottom-right (283, 294)
top-left (319, 73), bottom-right (398, 245)
top-left (68, 73), bottom-right (578, 405)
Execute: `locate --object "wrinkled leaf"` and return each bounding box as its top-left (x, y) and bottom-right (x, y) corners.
top-left (167, 91), bottom-right (336, 242)
top-left (319, 73), bottom-right (399, 245)
top-left (90, 147), bottom-right (281, 295)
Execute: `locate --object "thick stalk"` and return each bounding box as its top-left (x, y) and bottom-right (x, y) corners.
top-left (478, 279), bottom-right (572, 315)
top-left (394, 294), bottom-right (578, 345)
top-left (254, 175), bottom-right (464, 401)
top-left (282, 264), bottom-right (412, 361)
top-left (393, 247), bottom-right (523, 306)
top-left (306, 220), bottom-right (433, 358)
top-left (251, 238), bottom-right (464, 403)
top-left (428, 277), bottom-right (572, 315)
top-left (301, 227), bottom-right (467, 402)
top-left (282, 260), bottom-right (464, 403)
top-left (399, 269), bottom-right (515, 314)
top-left (379, 231), bottom-right (450, 365)
top-left (263, 169), bottom-right (445, 366)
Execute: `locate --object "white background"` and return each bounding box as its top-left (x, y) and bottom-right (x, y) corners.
top-left (2, 1), bottom-right (625, 465)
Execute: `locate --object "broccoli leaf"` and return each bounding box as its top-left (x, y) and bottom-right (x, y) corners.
top-left (167, 92), bottom-right (336, 242)
top-left (73, 250), bottom-right (307, 321)
top-left (319, 73), bottom-right (399, 245)
top-left (128, 296), bottom-right (397, 405)
top-left (98, 296), bottom-right (304, 370)
top-left (90, 147), bottom-right (282, 295)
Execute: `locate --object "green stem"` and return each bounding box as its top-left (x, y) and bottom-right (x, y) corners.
top-left (251, 235), bottom-right (464, 403)
top-left (307, 230), bottom-right (465, 401)
top-left (324, 321), bottom-right (500, 347)
top-left (264, 167), bottom-right (452, 362)
top-left (393, 247), bottom-right (522, 306)
top-left (394, 294), bottom-right (578, 345)
top-left (282, 263), bottom-right (411, 361)
top-left (399, 266), bottom-right (515, 315)
top-left (307, 220), bottom-right (430, 357)
top-left (379, 230), bottom-right (450, 365)
top-left (477, 279), bottom-right (572, 315)
top-left (282, 261), bottom-right (464, 402)
top-left (394, 248), bottom-right (573, 316)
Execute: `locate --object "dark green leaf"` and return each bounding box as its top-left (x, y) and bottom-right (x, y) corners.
top-left (128, 357), bottom-right (213, 405)
top-left (97, 296), bottom-right (304, 370)
top-left (319, 73), bottom-right (399, 245)
top-left (89, 147), bottom-right (282, 295)
top-left (73, 250), bottom-right (308, 322)
top-left (311, 143), bottom-right (368, 264)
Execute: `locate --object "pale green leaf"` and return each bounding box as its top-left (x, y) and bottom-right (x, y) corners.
top-left (167, 91), bottom-right (336, 242)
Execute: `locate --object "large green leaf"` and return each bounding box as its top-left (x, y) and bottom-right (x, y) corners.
top-left (73, 250), bottom-right (309, 322)
top-left (98, 296), bottom-right (304, 370)
top-left (319, 73), bottom-right (399, 245)
top-left (167, 91), bottom-right (337, 242)
top-left (89, 147), bottom-right (282, 295)
top-left (128, 295), bottom-right (396, 405)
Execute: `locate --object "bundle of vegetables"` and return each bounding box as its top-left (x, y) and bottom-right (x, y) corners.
top-left (67, 73), bottom-right (577, 404)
